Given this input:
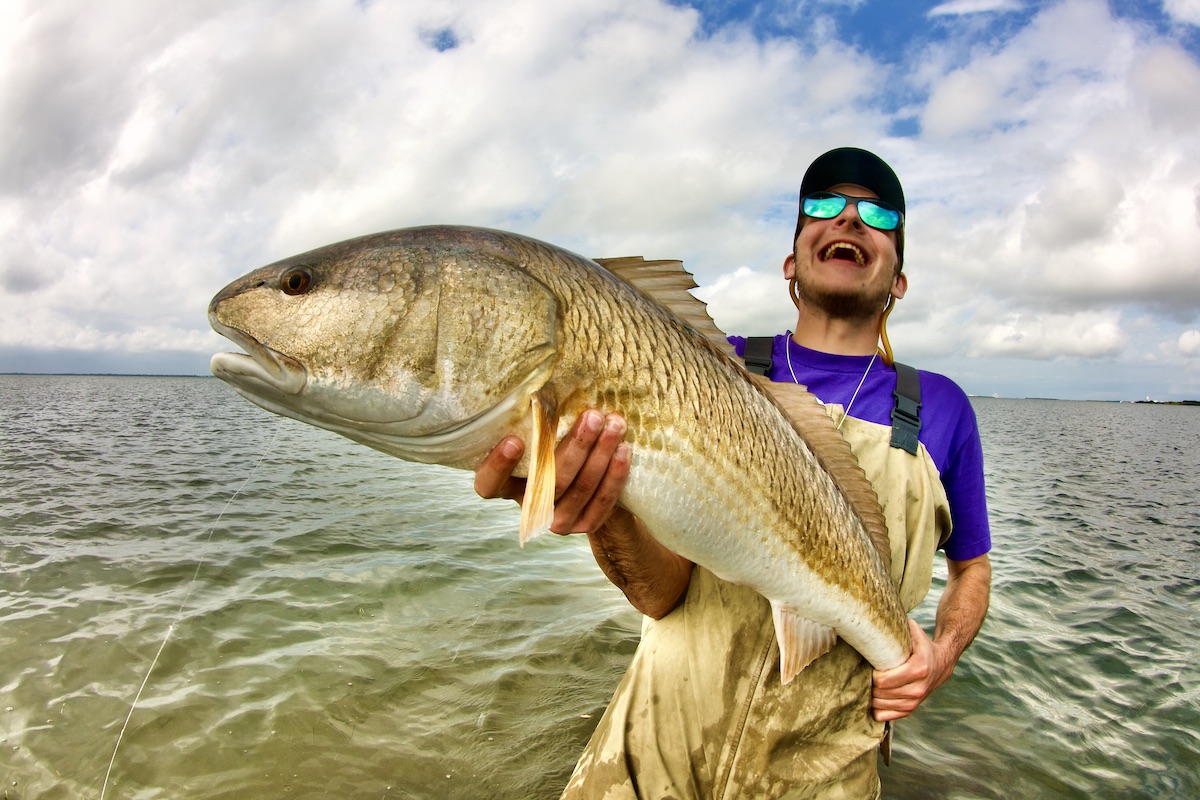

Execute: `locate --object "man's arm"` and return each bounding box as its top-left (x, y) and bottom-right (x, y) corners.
top-left (473, 410), bottom-right (692, 619)
top-left (871, 553), bottom-right (991, 721)
top-left (584, 507), bottom-right (692, 619)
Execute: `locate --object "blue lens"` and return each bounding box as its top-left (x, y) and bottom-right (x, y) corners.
top-left (857, 200), bottom-right (901, 231)
top-left (802, 193), bottom-right (848, 220)
top-left (802, 192), bottom-right (901, 232)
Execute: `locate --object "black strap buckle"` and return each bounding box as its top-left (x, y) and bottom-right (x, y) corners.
top-left (743, 337), bottom-right (773, 376)
top-left (890, 362), bottom-right (922, 455)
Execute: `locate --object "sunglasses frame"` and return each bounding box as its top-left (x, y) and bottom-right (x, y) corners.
top-left (801, 191), bottom-right (903, 232)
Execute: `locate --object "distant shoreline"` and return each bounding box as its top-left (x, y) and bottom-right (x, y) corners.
top-left (1134, 399), bottom-right (1200, 406)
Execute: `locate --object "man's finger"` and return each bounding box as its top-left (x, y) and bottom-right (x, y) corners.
top-left (551, 410), bottom-right (605, 497)
top-left (569, 441), bottom-right (632, 534)
top-left (473, 436), bottom-right (526, 500)
top-left (872, 620), bottom-right (930, 689)
top-left (552, 414), bottom-right (628, 533)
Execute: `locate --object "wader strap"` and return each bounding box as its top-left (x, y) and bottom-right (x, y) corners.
top-left (890, 362), bottom-right (922, 455)
top-left (740, 339), bottom-right (923, 454)
top-left (743, 337), bottom-right (774, 376)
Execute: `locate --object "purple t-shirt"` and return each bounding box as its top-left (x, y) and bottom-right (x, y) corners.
top-left (731, 334), bottom-right (991, 562)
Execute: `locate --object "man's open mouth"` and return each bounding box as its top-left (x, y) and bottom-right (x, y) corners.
top-left (821, 242), bottom-right (865, 266)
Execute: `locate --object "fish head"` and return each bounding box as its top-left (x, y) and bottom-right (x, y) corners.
top-left (209, 226), bottom-right (560, 467)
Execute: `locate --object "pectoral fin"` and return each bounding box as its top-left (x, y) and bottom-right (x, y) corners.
top-left (519, 390), bottom-right (559, 546)
top-left (770, 602), bottom-right (838, 684)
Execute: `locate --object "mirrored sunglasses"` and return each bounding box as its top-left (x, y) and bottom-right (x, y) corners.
top-left (801, 191), bottom-right (902, 232)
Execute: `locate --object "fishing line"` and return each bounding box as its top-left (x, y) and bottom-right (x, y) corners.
top-left (99, 422), bottom-right (282, 800)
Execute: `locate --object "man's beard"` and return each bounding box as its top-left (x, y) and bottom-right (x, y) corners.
top-left (790, 276), bottom-right (894, 322)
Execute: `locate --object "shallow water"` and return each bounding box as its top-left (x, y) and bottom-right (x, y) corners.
top-left (1, 377), bottom-right (1197, 798)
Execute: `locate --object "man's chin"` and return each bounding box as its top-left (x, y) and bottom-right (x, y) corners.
top-left (798, 287), bottom-right (889, 321)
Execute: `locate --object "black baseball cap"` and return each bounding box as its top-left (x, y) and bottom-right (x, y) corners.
top-left (794, 147), bottom-right (906, 268)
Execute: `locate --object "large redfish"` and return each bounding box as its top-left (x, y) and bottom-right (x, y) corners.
top-left (208, 225), bottom-right (911, 682)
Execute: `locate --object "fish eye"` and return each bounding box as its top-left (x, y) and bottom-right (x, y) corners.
top-left (280, 267), bottom-right (313, 296)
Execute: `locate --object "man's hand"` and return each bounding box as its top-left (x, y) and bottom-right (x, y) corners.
top-left (871, 619), bottom-right (952, 722)
top-left (473, 409), bottom-right (631, 535)
top-left (871, 554), bottom-right (991, 722)
top-left (474, 410), bottom-right (693, 618)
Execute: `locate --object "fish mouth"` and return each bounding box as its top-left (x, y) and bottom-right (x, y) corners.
top-left (208, 315), bottom-right (307, 396)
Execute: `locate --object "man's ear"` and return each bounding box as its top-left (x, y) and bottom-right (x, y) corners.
top-left (783, 253), bottom-right (796, 280)
top-left (892, 271), bottom-right (908, 301)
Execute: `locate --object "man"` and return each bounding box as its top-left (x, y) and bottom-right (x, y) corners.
top-left (474, 147), bottom-right (992, 798)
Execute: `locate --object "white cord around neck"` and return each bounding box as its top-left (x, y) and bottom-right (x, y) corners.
top-left (785, 336), bottom-right (877, 430)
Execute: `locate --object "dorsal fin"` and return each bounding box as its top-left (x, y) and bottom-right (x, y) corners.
top-left (594, 256), bottom-right (736, 359)
top-left (595, 255), bottom-right (889, 572)
top-left (748, 374), bottom-right (893, 575)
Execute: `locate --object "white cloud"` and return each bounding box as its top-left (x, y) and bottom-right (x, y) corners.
top-left (1128, 44), bottom-right (1200, 131)
top-left (920, 69), bottom-right (1006, 137)
top-left (1021, 156), bottom-right (1125, 250)
top-left (693, 266), bottom-right (796, 337)
top-left (1163, 0), bottom-right (1200, 27)
top-left (1180, 329), bottom-right (1200, 356)
top-left (975, 311), bottom-right (1128, 359)
top-left (928, 0), bottom-right (1024, 17)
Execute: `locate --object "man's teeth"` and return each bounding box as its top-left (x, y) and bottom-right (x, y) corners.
top-left (823, 242), bottom-right (865, 266)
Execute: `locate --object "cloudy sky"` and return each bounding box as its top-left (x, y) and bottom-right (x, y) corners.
top-left (2, 0), bottom-right (1199, 400)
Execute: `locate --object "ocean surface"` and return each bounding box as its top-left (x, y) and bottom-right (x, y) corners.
top-left (1, 375), bottom-right (1196, 799)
